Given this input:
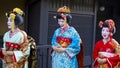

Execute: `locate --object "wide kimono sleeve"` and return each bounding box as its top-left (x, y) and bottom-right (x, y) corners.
top-left (93, 42), bottom-right (100, 67)
top-left (13, 46), bottom-right (30, 62)
top-left (51, 29), bottom-right (61, 48)
top-left (13, 31), bottom-right (30, 62)
top-left (106, 39), bottom-right (120, 67)
top-left (93, 42), bottom-right (100, 60)
top-left (65, 30), bottom-right (80, 58)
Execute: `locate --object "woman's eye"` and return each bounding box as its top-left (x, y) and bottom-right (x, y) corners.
top-left (8, 18), bottom-right (12, 22)
top-left (10, 19), bottom-right (12, 22)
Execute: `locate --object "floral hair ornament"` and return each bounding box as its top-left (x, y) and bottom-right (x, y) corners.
top-left (98, 19), bottom-right (115, 29)
top-left (61, 13), bottom-right (67, 25)
top-left (13, 8), bottom-right (23, 16)
top-left (57, 6), bottom-right (71, 13)
top-left (57, 6), bottom-right (71, 24)
top-left (10, 13), bottom-right (16, 32)
top-left (6, 8), bottom-right (23, 32)
top-left (98, 19), bottom-right (116, 34)
top-left (105, 19), bottom-right (115, 29)
top-left (98, 21), bottom-right (103, 28)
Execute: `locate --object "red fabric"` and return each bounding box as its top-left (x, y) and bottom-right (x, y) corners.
top-left (13, 53), bottom-right (16, 62)
top-left (50, 49), bottom-right (53, 56)
top-left (107, 55), bottom-right (119, 67)
top-left (93, 39), bottom-right (119, 68)
top-left (0, 49), bottom-right (4, 60)
top-left (6, 42), bottom-right (20, 49)
top-left (57, 36), bottom-right (72, 48)
top-left (77, 43), bottom-right (84, 68)
top-left (20, 30), bottom-right (28, 47)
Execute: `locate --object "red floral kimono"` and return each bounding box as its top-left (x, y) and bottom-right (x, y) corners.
top-left (93, 39), bottom-right (120, 68)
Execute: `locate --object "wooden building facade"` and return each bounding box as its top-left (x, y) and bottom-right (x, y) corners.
top-left (0, 0), bottom-right (120, 68)
top-left (27, 0), bottom-right (96, 67)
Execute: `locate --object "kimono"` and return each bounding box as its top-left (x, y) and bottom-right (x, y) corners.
top-left (2, 30), bottom-right (30, 68)
top-left (51, 27), bottom-right (81, 68)
top-left (93, 39), bottom-right (120, 68)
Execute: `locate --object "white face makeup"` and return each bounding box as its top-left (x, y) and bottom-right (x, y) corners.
top-left (7, 17), bottom-right (12, 29)
top-left (58, 19), bottom-right (65, 29)
top-left (101, 27), bottom-right (110, 39)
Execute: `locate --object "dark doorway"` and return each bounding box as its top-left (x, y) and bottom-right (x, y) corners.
top-left (96, 0), bottom-right (120, 43)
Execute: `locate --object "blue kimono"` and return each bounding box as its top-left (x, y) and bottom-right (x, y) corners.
top-left (51, 27), bottom-right (81, 68)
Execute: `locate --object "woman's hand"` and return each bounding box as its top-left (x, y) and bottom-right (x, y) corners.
top-left (6, 51), bottom-right (14, 55)
top-left (2, 49), bottom-right (7, 56)
top-left (2, 49), bottom-right (13, 56)
top-left (97, 58), bottom-right (107, 64)
top-left (53, 46), bottom-right (66, 53)
top-left (56, 48), bottom-right (66, 53)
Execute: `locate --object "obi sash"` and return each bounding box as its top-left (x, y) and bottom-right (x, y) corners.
top-left (57, 36), bottom-right (72, 48)
top-left (4, 42), bottom-right (20, 63)
top-left (6, 42), bottom-right (20, 51)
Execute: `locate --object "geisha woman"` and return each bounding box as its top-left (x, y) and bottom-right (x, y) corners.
top-left (51, 6), bottom-right (81, 68)
top-left (0, 8), bottom-right (30, 68)
top-left (93, 19), bottom-right (120, 68)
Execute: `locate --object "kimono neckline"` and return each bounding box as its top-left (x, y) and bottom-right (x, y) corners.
top-left (9, 31), bottom-right (21, 38)
top-left (59, 26), bottom-right (72, 34)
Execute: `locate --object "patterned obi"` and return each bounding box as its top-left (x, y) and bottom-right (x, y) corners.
top-left (6, 42), bottom-right (20, 51)
top-left (57, 36), bottom-right (72, 48)
top-left (98, 52), bottom-right (115, 58)
top-left (5, 42), bottom-right (20, 63)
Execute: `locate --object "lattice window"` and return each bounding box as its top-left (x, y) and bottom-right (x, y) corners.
top-left (48, 0), bottom-right (95, 13)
